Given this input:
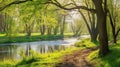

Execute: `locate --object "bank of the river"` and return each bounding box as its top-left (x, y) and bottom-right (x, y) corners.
top-left (0, 38), bottom-right (78, 61)
top-left (0, 33), bottom-right (74, 44)
top-left (0, 38), bottom-right (96, 67)
top-left (0, 46), bottom-right (82, 67)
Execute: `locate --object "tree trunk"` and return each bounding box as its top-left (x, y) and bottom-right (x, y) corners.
top-left (60, 15), bottom-right (65, 35)
top-left (54, 25), bottom-right (59, 35)
top-left (27, 32), bottom-right (31, 36)
top-left (113, 35), bottom-right (117, 43)
top-left (40, 24), bottom-right (46, 35)
top-left (93, 0), bottom-right (109, 56)
top-left (47, 27), bottom-right (52, 35)
top-left (91, 33), bottom-right (97, 42)
top-left (78, 10), bottom-right (98, 42)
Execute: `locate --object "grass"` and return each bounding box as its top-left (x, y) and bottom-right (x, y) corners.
top-left (0, 38), bottom-right (97, 67)
top-left (0, 33), bottom-right (74, 44)
top-left (0, 35), bottom-right (63, 44)
top-left (0, 37), bottom-right (99, 67)
top-left (87, 40), bottom-right (120, 67)
top-left (75, 38), bottom-right (97, 48)
top-left (0, 46), bottom-right (82, 67)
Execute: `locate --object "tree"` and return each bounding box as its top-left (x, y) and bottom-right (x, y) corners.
top-left (49, 0), bottom-right (109, 55)
top-left (4, 14), bottom-right (15, 37)
top-left (70, 19), bottom-right (82, 37)
top-left (92, 0), bottom-right (109, 55)
top-left (0, 0), bottom-right (32, 11)
top-left (57, 10), bottom-right (68, 36)
top-left (75, 0), bottom-right (98, 42)
top-left (19, 1), bottom-right (38, 36)
top-left (1, 4), bottom-right (19, 37)
top-left (46, 16), bottom-right (57, 35)
top-left (0, 0), bottom-right (110, 55)
top-left (53, 11), bottom-right (61, 35)
top-left (108, 0), bottom-right (120, 43)
top-left (0, 14), bottom-right (7, 33)
top-left (36, 10), bottom-right (46, 35)
top-left (60, 15), bottom-right (66, 35)
top-left (24, 17), bottom-right (35, 36)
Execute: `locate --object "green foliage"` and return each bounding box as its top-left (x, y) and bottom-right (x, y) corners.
top-left (0, 59), bottom-right (17, 67)
top-left (75, 38), bottom-right (97, 48)
top-left (0, 0), bottom-right (74, 37)
top-left (87, 50), bottom-right (99, 61)
top-left (70, 19), bottom-right (83, 37)
top-left (4, 15), bottom-right (18, 37)
top-left (87, 42), bottom-right (120, 67)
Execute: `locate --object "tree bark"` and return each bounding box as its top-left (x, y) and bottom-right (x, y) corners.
top-left (108, 9), bottom-right (120, 43)
top-left (78, 10), bottom-right (98, 42)
top-left (60, 15), bottom-right (66, 35)
top-left (92, 0), bottom-right (109, 55)
top-left (54, 25), bottom-right (59, 35)
top-left (40, 24), bottom-right (46, 35)
top-left (47, 27), bottom-right (52, 35)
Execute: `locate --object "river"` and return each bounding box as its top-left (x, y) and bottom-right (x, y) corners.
top-left (0, 35), bottom-right (89, 61)
top-left (0, 38), bottom-right (78, 61)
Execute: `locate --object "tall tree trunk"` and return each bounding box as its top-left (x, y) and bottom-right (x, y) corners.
top-left (93, 0), bottom-right (109, 55)
top-left (40, 24), bottom-right (46, 35)
top-left (108, 9), bottom-right (120, 43)
top-left (54, 25), bottom-right (59, 35)
top-left (79, 10), bottom-right (98, 42)
top-left (47, 27), bottom-right (52, 35)
top-left (113, 35), bottom-right (117, 43)
top-left (60, 15), bottom-right (65, 35)
top-left (91, 33), bottom-right (98, 42)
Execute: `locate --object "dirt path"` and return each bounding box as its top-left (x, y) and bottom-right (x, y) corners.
top-left (56, 47), bottom-right (98, 67)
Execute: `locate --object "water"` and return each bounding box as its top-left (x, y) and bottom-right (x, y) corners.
top-left (0, 38), bottom-right (78, 61)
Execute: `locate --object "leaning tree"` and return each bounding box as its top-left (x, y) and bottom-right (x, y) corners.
top-left (0, 0), bottom-right (110, 56)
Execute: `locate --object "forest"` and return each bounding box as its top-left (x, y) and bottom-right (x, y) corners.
top-left (0, 0), bottom-right (120, 67)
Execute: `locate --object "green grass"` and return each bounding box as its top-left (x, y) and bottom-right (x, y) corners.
top-left (0, 33), bottom-right (74, 44)
top-left (0, 35), bottom-right (63, 44)
top-left (0, 46), bottom-right (82, 67)
top-left (87, 40), bottom-right (120, 67)
top-left (75, 38), bottom-right (97, 48)
top-left (0, 38), bottom-right (97, 67)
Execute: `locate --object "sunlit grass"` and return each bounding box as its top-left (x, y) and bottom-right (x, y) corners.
top-left (87, 40), bottom-right (120, 67)
top-left (17, 33), bottom-right (40, 36)
top-left (0, 59), bottom-right (18, 67)
top-left (75, 38), bottom-right (97, 48)
top-left (0, 33), bottom-right (74, 37)
top-left (0, 33), bottom-right (74, 44)
top-left (0, 34), bottom-right (6, 36)
top-left (0, 38), bottom-right (97, 67)
top-left (0, 46), bottom-right (82, 67)
top-left (64, 33), bottom-right (73, 35)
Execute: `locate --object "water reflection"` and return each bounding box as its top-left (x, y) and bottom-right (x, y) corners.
top-left (0, 44), bottom-right (67, 61)
top-left (0, 38), bottom-right (78, 61)
top-left (0, 45), bottom-right (17, 61)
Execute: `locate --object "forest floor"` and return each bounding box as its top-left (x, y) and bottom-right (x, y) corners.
top-left (56, 47), bottom-right (98, 67)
